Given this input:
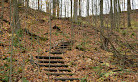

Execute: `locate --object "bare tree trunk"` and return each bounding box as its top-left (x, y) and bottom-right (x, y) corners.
top-left (100, 0), bottom-right (108, 50)
top-left (114, 0), bottom-right (118, 29)
top-left (87, 0), bottom-right (89, 16)
top-left (73, 0), bottom-right (78, 22)
top-left (25, 0), bottom-right (29, 7)
top-left (79, 0), bottom-right (81, 16)
top-left (38, 0), bottom-right (40, 10)
top-left (127, 0), bottom-right (131, 27)
top-left (65, 1), bottom-right (66, 18)
top-left (57, 0), bottom-right (59, 17)
top-left (60, 0), bottom-right (62, 17)
top-left (100, 0), bottom-right (103, 28)
top-left (46, 0), bottom-right (49, 13)
top-left (118, 0), bottom-right (121, 13)
top-left (110, 0), bottom-right (114, 30)
top-left (53, 0), bottom-right (56, 17)
top-left (13, 0), bottom-right (21, 29)
top-left (70, 0), bottom-right (72, 19)
top-left (91, 0), bottom-right (93, 15)
top-left (116, 0), bottom-right (121, 30)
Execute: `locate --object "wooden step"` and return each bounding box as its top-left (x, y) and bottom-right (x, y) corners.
top-left (59, 46), bottom-right (68, 49)
top-left (46, 73), bottom-right (74, 76)
top-left (36, 56), bottom-right (63, 59)
top-left (44, 69), bottom-right (71, 72)
top-left (37, 59), bottom-right (64, 61)
top-left (49, 51), bottom-right (65, 54)
top-left (54, 78), bottom-right (80, 81)
top-left (40, 67), bottom-right (71, 69)
top-left (38, 60), bottom-right (64, 64)
top-left (39, 64), bottom-right (68, 67)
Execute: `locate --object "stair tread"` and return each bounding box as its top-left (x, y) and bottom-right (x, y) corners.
top-left (39, 64), bottom-right (68, 67)
top-left (38, 60), bottom-right (64, 63)
top-left (44, 69), bottom-right (71, 72)
top-left (49, 51), bottom-right (65, 54)
top-left (36, 56), bottom-right (63, 59)
top-left (46, 73), bottom-right (74, 75)
top-left (54, 78), bottom-right (80, 81)
top-left (40, 67), bottom-right (71, 69)
top-left (37, 59), bottom-right (64, 61)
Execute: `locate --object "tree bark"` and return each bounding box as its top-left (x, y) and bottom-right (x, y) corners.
top-left (53, 0), bottom-right (56, 17)
top-left (110, 0), bottom-right (114, 30)
top-left (57, 0), bottom-right (59, 17)
top-left (38, 0), bottom-right (40, 10)
top-left (73, 0), bottom-right (78, 22)
top-left (79, 0), bottom-right (81, 16)
top-left (70, 0), bottom-right (72, 18)
top-left (87, 0), bottom-right (89, 16)
top-left (127, 0), bottom-right (131, 27)
top-left (100, 0), bottom-right (108, 50)
top-left (13, 0), bottom-right (21, 29)
top-left (25, 0), bottom-right (29, 8)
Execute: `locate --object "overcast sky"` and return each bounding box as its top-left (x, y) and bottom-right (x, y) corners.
top-left (29, 0), bottom-right (138, 17)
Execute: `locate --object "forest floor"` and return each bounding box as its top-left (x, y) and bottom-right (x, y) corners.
top-left (0, 2), bottom-right (138, 82)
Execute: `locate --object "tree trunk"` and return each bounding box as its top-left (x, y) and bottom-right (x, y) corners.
top-left (73, 0), bottom-right (78, 22)
top-left (53, 0), bottom-right (56, 17)
top-left (25, 0), bottom-right (29, 7)
top-left (100, 0), bottom-right (103, 28)
top-left (117, 0), bottom-right (121, 13)
top-left (70, 0), bottom-right (72, 18)
top-left (13, 0), bottom-right (21, 29)
top-left (65, 1), bottom-right (66, 18)
top-left (60, 0), bottom-right (62, 17)
top-left (116, 0), bottom-right (121, 30)
top-left (38, 0), bottom-right (40, 10)
top-left (100, 0), bottom-right (108, 50)
top-left (57, 0), bottom-right (59, 17)
top-left (114, 0), bottom-right (117, 28)
top-left (127, 0), bottom-right (131, 27)
top-left (91, 0), bottom-right (93, 15)
top-left (110, 0), bottom-right (114, 30)
top-left (46, 0), bottom-right (49, 13)
top-left (87, 0), bottom-right (89, 16)
top-left (79, 0), bottom-right (81, 16)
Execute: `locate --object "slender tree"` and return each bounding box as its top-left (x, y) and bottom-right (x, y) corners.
top-left (25, 0), bottom-right (29, 8)
top-left (87, 0), bottom-right (89, 16)
top-left (110, 0), bottom-right (114, 30)
top-left (53, 0), bottom-right (56, 17)
top-left (70, 0), bottom-right (73, 18)
top-left (127, 0), bottom-right (131, 27)
top-left (73, 0), bottom-right (78, 22)
top-left (57, 0), bottom-right (59, 17)
top-left (117, 0), bottom-right (121, 13)
top-left (91, 0), bottom-right (93, 15)
top-left (46, 0), bottom-right (49, 13)
top-left (65, 1), bottom-right (66, 17)
top-left (38, 0), bottom-right (40, 10)
top-left (79, 0), bottom-right (81, 16)
top-left (13, 0), bottom-right (21, 29)
top-left (114, 0), bottom-right (117, 28)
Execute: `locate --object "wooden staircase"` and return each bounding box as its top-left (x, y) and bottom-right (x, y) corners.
top-left (35, 40), bottom-right (80, 81)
